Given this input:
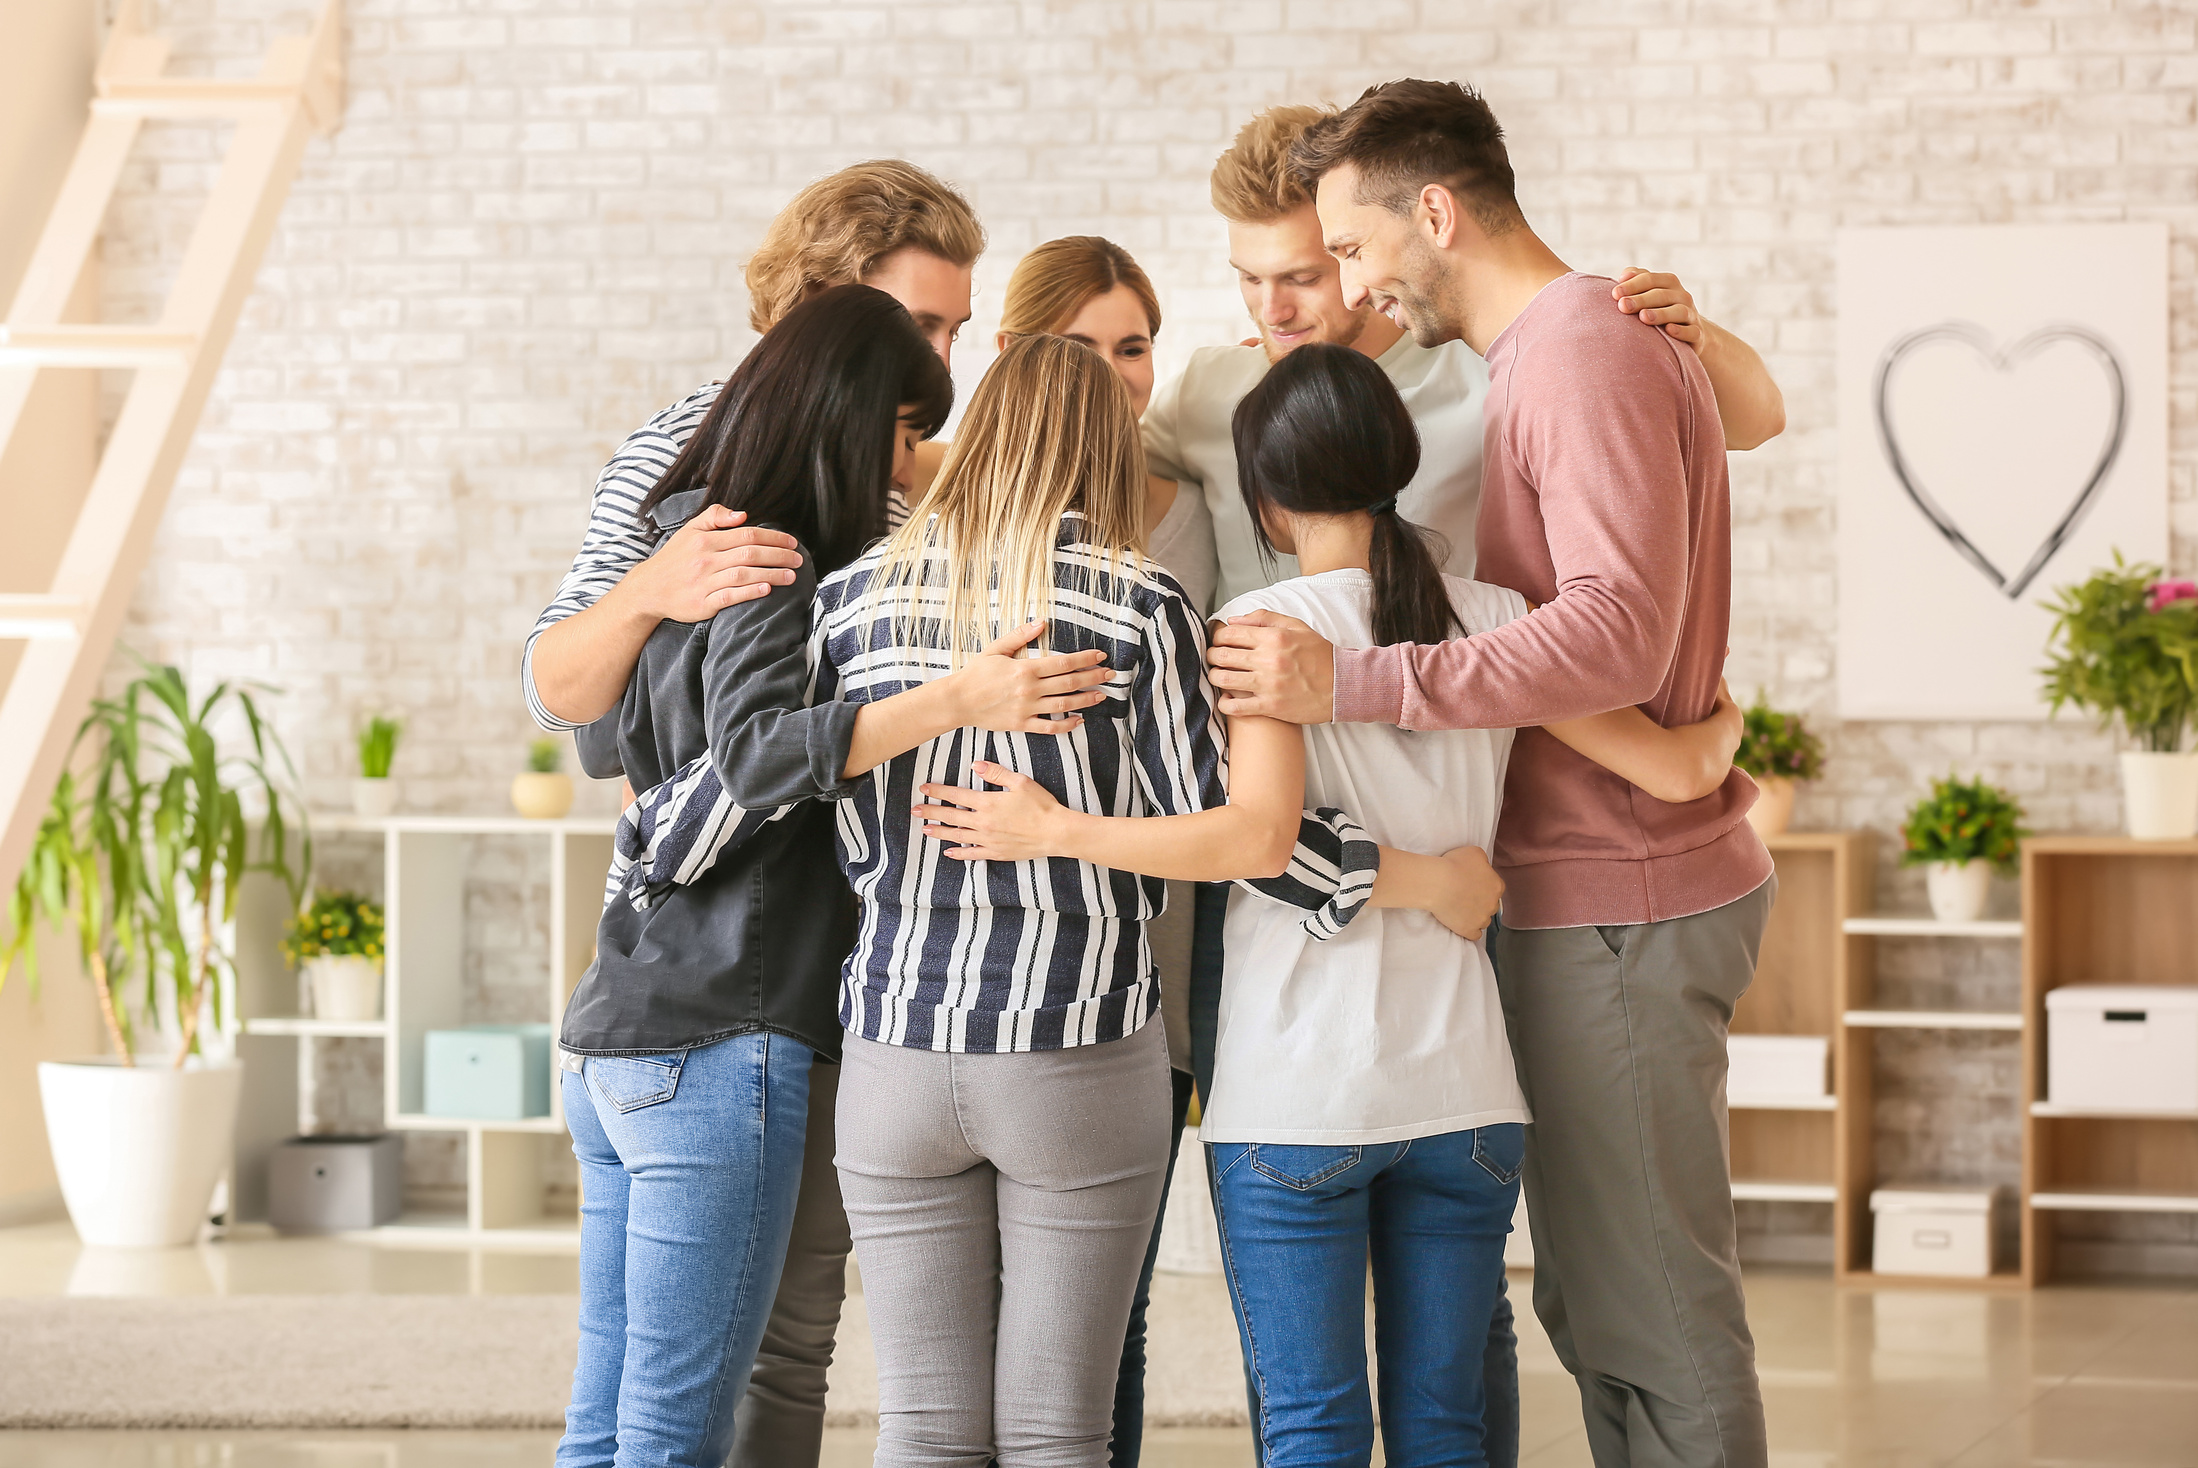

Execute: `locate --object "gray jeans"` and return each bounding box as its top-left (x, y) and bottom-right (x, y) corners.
top-left (836, 1022), bottom-right (1173, 1468)
top-left (729, 1057), bottom-right (849, 1468)
top-left (1492, 878), bottom-right (1776, 1468)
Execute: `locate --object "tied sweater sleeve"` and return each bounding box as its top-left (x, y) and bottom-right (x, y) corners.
top-left (1331, 312), bottom-right (1698, 733)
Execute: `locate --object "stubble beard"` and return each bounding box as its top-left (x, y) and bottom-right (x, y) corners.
top-left (1396, 234), bottom-right (1466, 348)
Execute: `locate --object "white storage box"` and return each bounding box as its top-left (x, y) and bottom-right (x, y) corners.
top-left (1871, 1184), bottom-right (2008, 1278)
top-left (2045, 985), bottom-right (2198, 1113)
top-left (1728, 1034), bottom-right (1831, 1102)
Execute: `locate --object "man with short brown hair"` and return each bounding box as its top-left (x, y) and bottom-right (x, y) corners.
top-left (525, 159), bottom-right (984, 1468)
top-left (1211, 79), bottom-right (1777, 1468)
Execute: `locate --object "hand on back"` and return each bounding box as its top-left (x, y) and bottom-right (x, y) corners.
top-left (1612, 268), bottom-right (1702, 344)
top-left (947, 621), bottom-right (1113, 735)
top-left (1206, 611), bottom-right (1335, 724)
top-left (629, 505), bottom-right (804, 623)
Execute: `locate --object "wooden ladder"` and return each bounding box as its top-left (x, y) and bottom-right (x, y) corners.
top-left (0, 0), bottom-right (343, 889)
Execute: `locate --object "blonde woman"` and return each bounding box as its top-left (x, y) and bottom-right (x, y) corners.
top-left (614, 335), bottom-right (1493, 1465)
top-left (913, 236), bottom-right (1219, 618)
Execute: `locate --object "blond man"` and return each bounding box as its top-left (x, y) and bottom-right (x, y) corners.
top-left (525, 160), bottom-right (983, 1468)
top-left (1149, 105), bottom-right (1783, 1468)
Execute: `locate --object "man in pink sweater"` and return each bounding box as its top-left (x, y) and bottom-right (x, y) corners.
top-left (1208, 80), bottom-right (1778, 1468)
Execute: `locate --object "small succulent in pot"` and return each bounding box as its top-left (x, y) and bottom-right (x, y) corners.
top-left (352, 714), bottom-right (402, 818)
top-left (1901, 774), bottom-right (2026, 924)
top-left (1734, 693), bottom-right (1825, 838)
top-left (512, 736), bottom-right (574, 820)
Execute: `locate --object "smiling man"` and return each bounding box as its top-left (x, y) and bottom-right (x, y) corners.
top-left (1207, 80), bottom-right (1780, 1468)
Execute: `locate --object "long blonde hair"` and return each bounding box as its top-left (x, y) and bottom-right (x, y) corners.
top-left (868, 335), bottom-right (1147, 667)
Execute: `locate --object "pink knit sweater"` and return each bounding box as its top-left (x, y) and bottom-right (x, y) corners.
top-left (1331, 273), bottom-right (1772, 930)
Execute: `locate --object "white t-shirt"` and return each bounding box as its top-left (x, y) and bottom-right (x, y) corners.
top-left (1198, 570), bottom-right (1532, 1146)
top-left (1142, 335), bottom-right (1490, 607)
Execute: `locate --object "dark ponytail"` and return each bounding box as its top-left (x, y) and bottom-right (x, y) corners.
top-left (1231, 342), bottom-right (1461, 647)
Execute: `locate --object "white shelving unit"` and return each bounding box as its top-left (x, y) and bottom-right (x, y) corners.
top-left (1841, 915), bottom-right (2023, 940)
top-left (2029, 1189), bottom-right (2198, 1214)
top-left (1730, 1095), bottom-right (1838, 1112)
top-left (1844, 1009), bottom-right (2025, 1031)
top-left (235, 812), bottom-right (615, 1249)
top-left (1731, 1181), bottom-right (1838, 1204)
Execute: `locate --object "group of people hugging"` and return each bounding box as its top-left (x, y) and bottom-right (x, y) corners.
top-left (528, 76), bottom-right (1786, 1468)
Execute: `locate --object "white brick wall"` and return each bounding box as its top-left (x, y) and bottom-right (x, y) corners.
top-left (101, 1), bottom-right (2196, 1249)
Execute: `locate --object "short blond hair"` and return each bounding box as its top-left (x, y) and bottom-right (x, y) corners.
top-left (1000, 236), bottom-right (1161, 340)
top-left (1210, 104), bottom-right (1330, 224)
top-left (744, 160), bottom-right (986, 334)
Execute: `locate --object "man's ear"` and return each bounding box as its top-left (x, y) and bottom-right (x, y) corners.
top-left (1420, 182), bottom-right (1462, 250)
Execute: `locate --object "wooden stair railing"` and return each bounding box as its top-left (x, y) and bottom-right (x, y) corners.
top-left (0, 0), bottom-right (342, 890)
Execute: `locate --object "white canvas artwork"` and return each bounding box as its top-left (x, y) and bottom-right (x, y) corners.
top-left (1836, 224), bottom-right (2168, 721)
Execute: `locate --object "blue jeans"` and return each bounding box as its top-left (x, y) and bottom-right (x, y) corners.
top-left (558, 1032), bottom-right (812, 1468)
top-left (1209, 1126), bottom-right (1525, 1468)
top-left (1190, 883), bottom-right (1520, 1468)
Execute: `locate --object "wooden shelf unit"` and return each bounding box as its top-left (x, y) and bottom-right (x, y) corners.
top-left (1814, 837), bottom-right (2036, 1285)
top-left (2021, 837), bottom-right (2198, 1285)
top-left (1734, 834), bottom-right (1867, 1237)
top-left (233, 813), bottom-right (615, 1248)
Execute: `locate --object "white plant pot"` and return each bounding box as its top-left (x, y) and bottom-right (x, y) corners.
top-left (2119, 751), bottom-right (2198, 841)
top-left (511, 771), bottom-right (573, 820)
top-left (351, 776), bottom-right (397, 819)
top-left (304, 954), bottom-right (383, 1021)
top-left (38, 1058), bottom-right (243, 1248)
top-left (1925, 860), bottom-right (1993, 925)
top-left (1745, 775), bottom-right (1796, 839)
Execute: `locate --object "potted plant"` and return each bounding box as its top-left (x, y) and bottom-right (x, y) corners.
top-left (4, 661), bottom-right (305, 1247)
top-left (283, 891), bottom-right (384, 1021)
top-left (2040, 554), bottom-right (2198, 838)
top-left (1734, 693), bottom-right (1826, 839)
top-left (511, 736), bottom-right (573, 820)
top-left (354, 715), bottom-right (401, 818)
top-left (1900, 774), bottom-right (2025, 924)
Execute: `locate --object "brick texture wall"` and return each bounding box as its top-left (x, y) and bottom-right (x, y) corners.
top-left (100, 1), bottom-right (2195, 1255)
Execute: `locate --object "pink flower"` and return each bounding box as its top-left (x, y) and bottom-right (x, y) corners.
top-left (2147, 579), bottom-right (2198, 613)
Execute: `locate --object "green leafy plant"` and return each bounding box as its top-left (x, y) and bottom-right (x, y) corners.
top-left (282, 891), bottom-right (382, 966)
top-left (1733, 693), bottom-right (1826, 782)
top-left (2, 659), bottom-right (307, 1067)
top-left (2039, 552), bottom-right (2198, 753)
top-left (526, 736), bottom-right (564, 775)
top-left (357, 715), bottom-right (401, 779)
top-left (1900, 774), bottom-right (2026, 876)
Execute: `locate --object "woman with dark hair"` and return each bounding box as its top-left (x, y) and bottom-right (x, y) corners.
top-left (554, 285), bottom-right (1116, 1468)
top-left (915, 342), bottom-right (1740, 1467)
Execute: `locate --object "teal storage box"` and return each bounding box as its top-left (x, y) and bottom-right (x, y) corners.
top-left (423, 1024), bottom-right (554, 1120)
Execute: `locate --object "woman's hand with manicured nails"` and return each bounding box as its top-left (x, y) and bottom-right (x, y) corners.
top-left (946, 622), bottom-right (1113, 735)
top-left (915, 761), bottom-right (1070, 862)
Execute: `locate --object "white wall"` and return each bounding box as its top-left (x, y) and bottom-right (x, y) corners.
top-left (97, 0), bottom-right (2197, 1252)
top-left (0, 0), bottom-right (107, 1217)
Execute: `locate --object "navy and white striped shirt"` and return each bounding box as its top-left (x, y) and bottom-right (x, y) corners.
top-left (612, 513), bottom-right (1383, 1054)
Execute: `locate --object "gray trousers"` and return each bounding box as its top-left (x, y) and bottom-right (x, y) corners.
top-left (729, 1057), bottom-right (849, 1468)
top-left (1491, 878), bottom-right (1776, 1468)
top-left (836, 1023), bottom-right (1173, 1468)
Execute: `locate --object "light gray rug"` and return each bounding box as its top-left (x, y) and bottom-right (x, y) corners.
top-left (0, 1280), bottom-right (1254, 1429)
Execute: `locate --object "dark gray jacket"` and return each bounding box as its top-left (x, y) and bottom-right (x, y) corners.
top-left (559, 496), bottom-right (858, 1060)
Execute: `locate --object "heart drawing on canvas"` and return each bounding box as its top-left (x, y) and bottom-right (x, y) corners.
top-left (1872, 321), bottom-right (2128, 600)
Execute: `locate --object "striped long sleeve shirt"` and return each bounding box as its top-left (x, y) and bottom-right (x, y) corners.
top-left (523, 379), bottom-right (910, 732)
top-left (615, 513), bottom-right (1382, 1055)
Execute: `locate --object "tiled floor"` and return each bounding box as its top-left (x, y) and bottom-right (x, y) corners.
top-left (0, 1220), bottom-right (2192, 1466)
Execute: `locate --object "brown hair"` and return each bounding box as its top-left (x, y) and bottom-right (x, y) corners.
top-left (1289, 79), bottom-right (1522, 235)
top-left (867, 335), bottom-right (1146, 667)
top-left (999, 236), bottom-right (1161, 340)
top-left (1209, 104), bottom-right (1329, 224)
top-left (743, 160), bottom-right (986, 334)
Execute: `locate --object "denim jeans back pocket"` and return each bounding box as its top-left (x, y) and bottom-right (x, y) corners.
top-left (1249, 1143), bottom-right (1362, 1191)
top-left (586, 1053), bottom-right (684, 1113)
top-left (1472, 1123), bottom-right (1526, 1186)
